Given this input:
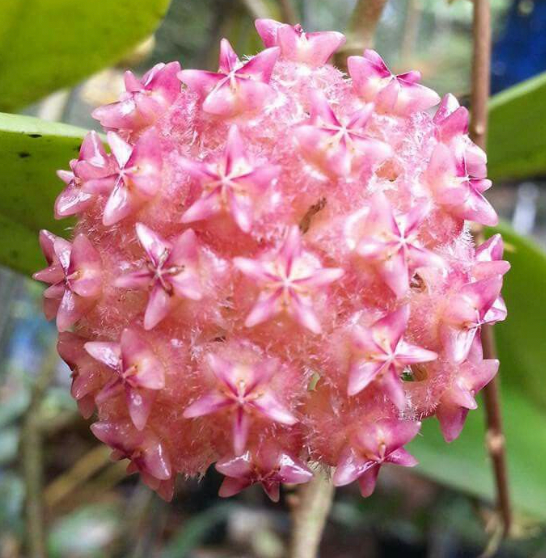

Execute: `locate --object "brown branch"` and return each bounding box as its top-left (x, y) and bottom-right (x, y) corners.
top-left (469, 0), bottom-right (512, 537)
top-left (289, 468), bottom-right (335, 558)
top-left (20, 346), bottom-right (59, 558)
top-left (277, 0), bottom-right (298, 24)
top-left (335, 0), bottom-right (388, 69)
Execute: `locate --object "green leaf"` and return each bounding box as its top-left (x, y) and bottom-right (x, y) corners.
top-left (0, 112), bottom-right (88, 275)
top-left (0, 0), bottom-right (171, 111)
top-left (410, 224), bottom-right (546, 520)
top-left (487, 71), bottom-right (546, 180)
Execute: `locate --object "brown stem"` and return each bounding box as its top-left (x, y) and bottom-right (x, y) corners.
top-left (335, 0), bottom-right (388, 69)
top-left (277, 0), bottom-right (298, 24)
top-left (289, 468), bottom-right (335, 558)
top-left (21, 346), bottom-right (59, 558)
top-left (469, 0), bottom-right (512, 537)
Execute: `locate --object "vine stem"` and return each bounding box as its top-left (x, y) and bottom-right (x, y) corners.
top-left (469, 0), bottom-right (512, 537)
top-left (334, 0), bottom-right (388, 69)
top-left (289, 468), bottom-right (335, 558)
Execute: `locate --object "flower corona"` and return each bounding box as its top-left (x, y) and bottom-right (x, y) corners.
top-left (35, 18), bottom-right (508, 502)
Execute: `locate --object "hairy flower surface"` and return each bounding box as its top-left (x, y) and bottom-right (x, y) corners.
top-left (35, 18), bottom-right (507, 502)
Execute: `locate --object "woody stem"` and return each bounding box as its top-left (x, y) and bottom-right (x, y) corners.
top-left (470, 0), bottom-right (512, 536)
top-left (289, 468), bottom-right (335, 558)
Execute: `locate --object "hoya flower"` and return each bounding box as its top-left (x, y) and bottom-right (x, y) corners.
top-left (333, 419), bottom-right (420, 497)
top-left (178, 39), bottom-right (279, 116)
top-left (216, 446), bottom-right (313, 501)
top-left (436, 358), bottom-right (499, 442)
top-left (92, 421), bottom-right (174, 501)
top-left (93, 62), bottom-right (181, 133)
top-left (55, 131), bottom-right (113, 218)
top-left (82, 130), bottom-right (162, 226)
top-left (295, 91), bottom-right (391, 177)
top-left (33, 231), bottom-right (102, 331)
top-left (255, 18), bottom-right (345, 66)
top-left (345, 193), bottom-right (443, 297)
top-left (425, 142), bottom-right (498, 226)
top-left (85, 329), bottom-right (165, 430)
top-left (36, 19), bottom-right (506, 502)
top-left (441, 276), bottom-right (505, 363)
top-left (184, 353), bottom-right (297, 455)
top-left (234, 226), bottom-right (344, 333)
top-left (180, 126), bottom-right (280, 232)
top-left (347, 306), bottom-right (437, 408)
top-left (115, 224), bottom-right (202, 329)
top-left (348, 50), bottom-right (440, 115)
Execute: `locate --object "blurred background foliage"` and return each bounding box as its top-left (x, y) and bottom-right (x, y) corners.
top-left (2, 0), bottom-right (546, 556)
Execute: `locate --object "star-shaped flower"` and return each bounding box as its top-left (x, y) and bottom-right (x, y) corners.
top-left (115, 224), bottom-right (202, 330)
top-left (180, 126), bottom-right (280, 232)
top-left (33, 231), bottom-right (102, 331)
top-left (436, 358), bottom-right (499, 442)
top-left (57, 332), bottom-right (103, 419)
top-left (440, 276), bottom-right (505, 363)
top-left (216, 446), bottom-right (313, 502)
top-left (433, 94), bottom-right (487, 176)
top-left (234, 226), bottom-right (344, 333)
top-left (178, 39), bottom-right (280, 117)
top-left (82, 130), bottom-right (162, 226)
top-left (91, 421), bottom-right (174, 501)
top-left (472, 234), bottom-right (510, 280)
top-left (55, 131), bottom-right (114, 218)
top-left (425, 142), bottom-right (498, 226)
top-left (184, 353), bottom-right (297, 455)
top-left (295, 91), bottom-right (391, 177)
top-left (345, 193), bottom-right (443, 297)
top-left (85, 329), bottom-right (165, 430)
top-left (348, 305), bottom-right (437, 409)
top-left (93, 62), bottom-right (181, 133)
top-left (255, 18), bottom-right (346, 66)
top-left (333, 419), bottom-right (420, 497)
top-left (348, 50), bottom-right (440, 116)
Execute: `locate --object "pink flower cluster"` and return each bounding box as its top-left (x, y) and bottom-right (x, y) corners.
top-left (35, 19), bottom-right (508, 502)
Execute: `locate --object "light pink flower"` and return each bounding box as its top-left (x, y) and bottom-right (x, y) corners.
top-left (184, 353), bottom-right (297, 455)
top-left (425, 142), bottom-right (498, 226)
top-left (180, 126), bottom-right (280, 232)
top-left (436, 358), bottom-right (499, 442)
top-left (295, 91), bottom-right (391, 177)
top-left (33, 231), bottom-right (102, 331)
top-left (82, 130), bottom-right (162, 226)
top-left (91, 420), bottom-right (174, 501)
top-left (115, 224), bottom-right (202, 329)
top-left (472, 234), bottom-right (511, 280)
top-left (348, 50), bottom-right (440, 116)
top-left (216, 446), bottom-right (312, 501)
top-left (333, 418), bottom-right (420, 497)
top-left (346, 193), bottom-right (443, 297)
top-left (178, 39), bottom-right (279, 117)
top-left (234, 226), bottom-right (344, 333)
top-left (347, 305), bottom-right (437, 408)
top-left (55, 131), bottom-right (114, 218)
top-left (85, 329), bottom-right (165, 430)
top-left (93, 62), bottom-right (181, 133)
top-left (441, 276), bottom-right (506, 363)
top-left (255, 19), bottom-right (345, 66)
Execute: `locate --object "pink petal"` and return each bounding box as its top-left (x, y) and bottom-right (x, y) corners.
top-left (95, 377), bottom-right (124, 405)
top-left (255, 19), bottom-right (284, 47)
top-left (103, 182), bottom-right (136, 226)
top-left (56, 290), bottom-right (93, 331)
top-left (107, 132), bottom-right (133, 168)
top-left (357, 465), bottom-right (380, 497)
top-left (126, 387), bottom-right (154, 430)
top-left (121, 329), bottom-right (165, 389)
top-left (373, 305), bottom-right (410, 352)
top-left (294, 30), bottom-right (346, 66)
top-left (239, 47), bottom-right (280, 82)
top-left (85, 341), bottom-right (121, 369)
top-left (347, 360), bottom-right (386, 396)
top-left (333, 446), bottom-right (373, 486)
top-left (251, 391), bottom-right (298, 425)
top-left (437, 403), bottom-right (469, 443)
top-left (218, 476), bottom-right (251, 498)
top-left (181, 190), bottom-right (222, 224)
top-left (136, 223), bottom-right (171, 267)
top-left (68, 235), bottom-right (102, 298)
top-left (207, 353), bottom-right (238, 393)
top-left (276, 453), bottom-right (313, 484)
top-left (381, 368), bottom-right (406, 410)
top-left (278, 226), bottom-right (301, 275)
top-left (245, 290), bottom-right (282, 328)
top-left (216, 452), bottom-right (253, 479)
top-left (233, 257), bottom-right (275, 283)
top-left (294, 267), bottom-right (344, 288)
top-left (177, 69), bottom-right (224, 95)
top-left (386, 447), bottom-right (418, 467)
top-left (232, 408), bottom-right (250, 455)
top-left (183, 392), bottom-right (232, 418)
top-left (140, 438), bottom-right (172, 480)
top-left (395, 340), bottom-right (437, 365)
top-left (288, 292), bottom-right (322, 334)
top-left (114, 269), bottom-right (153, 290)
